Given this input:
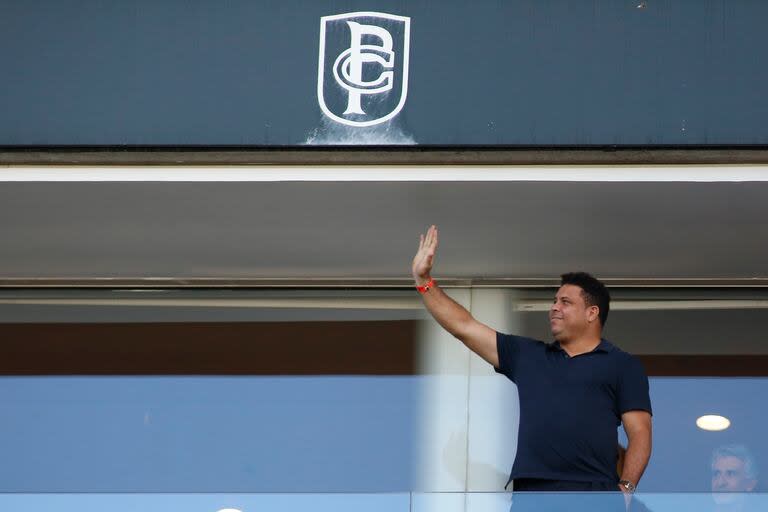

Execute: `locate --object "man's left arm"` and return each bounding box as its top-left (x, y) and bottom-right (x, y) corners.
top-left (620, 410), bottom-right (652, 491)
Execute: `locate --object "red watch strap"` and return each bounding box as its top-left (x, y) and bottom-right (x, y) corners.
top-left (416, 278), bottom-right (435, 294)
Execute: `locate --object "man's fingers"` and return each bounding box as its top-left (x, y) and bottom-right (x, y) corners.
top-left (426, 225), bottom-right (436, 247)
top-left (417, 225), bottom-right (439, 257)
top-left (427, 226), bottom-right (438, 250)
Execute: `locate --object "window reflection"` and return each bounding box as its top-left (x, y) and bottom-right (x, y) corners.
top-left (635, 378), bottom-right (766, 495)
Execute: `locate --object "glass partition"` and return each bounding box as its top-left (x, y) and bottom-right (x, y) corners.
top-left (0, 376), bottom-right (418, 493)
top-left (1, 493), bottom-right (767, 512)
top-left (1, 287), bottom-right (766, 503)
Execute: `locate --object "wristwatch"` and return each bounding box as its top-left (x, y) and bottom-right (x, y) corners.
top-left (619, 480), bottom-right (636, 493)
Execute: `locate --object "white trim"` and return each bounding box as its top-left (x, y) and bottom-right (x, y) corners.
top-left (1, 165), bottom-right (768, 182)
top-left (2, 297), bottom-right (768, 311)
top-left (516, 300), bottom-right (768, 311)
top-left (0, 297), bottom-right (422, 309)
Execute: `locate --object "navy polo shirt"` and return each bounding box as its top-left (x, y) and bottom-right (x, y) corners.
top-left (495, 333), bottom-right (652, 484)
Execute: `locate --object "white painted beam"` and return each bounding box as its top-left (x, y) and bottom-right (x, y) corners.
top-left (2, 165), bottom-right (768, 182)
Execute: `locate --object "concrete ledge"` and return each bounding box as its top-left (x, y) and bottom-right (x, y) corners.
top-left (3, 146), bottom-right (768, 165)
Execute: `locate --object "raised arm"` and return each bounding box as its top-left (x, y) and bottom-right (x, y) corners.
top-left (412, 225), bottom-right (498, 367)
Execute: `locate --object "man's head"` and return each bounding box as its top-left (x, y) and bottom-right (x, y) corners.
top-left (549, 272), bottom-right (610, 342)
top-left (712, 445), bottom-right (758, 497)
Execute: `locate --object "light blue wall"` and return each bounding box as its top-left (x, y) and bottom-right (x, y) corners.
top-left (0, 376), bottom-right (417, 492)
top-left (641, 377), bottom-right (767, 492)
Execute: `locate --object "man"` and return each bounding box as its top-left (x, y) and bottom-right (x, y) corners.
top-left (412, 225), bottom-right (652, 495)
top-left (712, 444), bottom-right (758, 512)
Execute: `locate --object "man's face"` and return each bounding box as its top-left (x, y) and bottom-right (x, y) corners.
top-left (712, 455), bottom-right (757, 494)
top-left (549, 284), bottom-right (596, 341)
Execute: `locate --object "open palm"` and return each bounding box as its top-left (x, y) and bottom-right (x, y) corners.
top-left (412, 225), bottom-right (438, 282)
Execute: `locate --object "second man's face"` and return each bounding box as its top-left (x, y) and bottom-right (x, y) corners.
top-left (712, 456), bottom-right (756, 493)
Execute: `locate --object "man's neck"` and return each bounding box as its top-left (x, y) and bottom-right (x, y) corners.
top-left (558, 335), bottom-right (602, 357)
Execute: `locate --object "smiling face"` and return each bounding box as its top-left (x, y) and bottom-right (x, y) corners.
top-left (549, 284), bottom-right (601, 342)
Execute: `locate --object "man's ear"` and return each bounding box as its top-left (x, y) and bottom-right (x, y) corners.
top-left (587, 305), bottom-right (600, 323)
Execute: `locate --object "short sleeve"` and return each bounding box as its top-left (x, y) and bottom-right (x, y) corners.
top-left (617, 356), bottom-right (653, 416)
top-left (494, 332), bottom-right (522, 382)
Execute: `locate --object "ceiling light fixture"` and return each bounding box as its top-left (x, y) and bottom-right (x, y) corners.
top-left (696, 415), bottom-right (731, 431)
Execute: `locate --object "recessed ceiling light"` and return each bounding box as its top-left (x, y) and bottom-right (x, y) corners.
top-left (217, 509), bottom-right (242, 512)
top-left (696, 415), bottom-right (731, 431)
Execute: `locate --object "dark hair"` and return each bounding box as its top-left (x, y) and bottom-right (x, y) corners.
top-left (560, 272), bottom-right (610, 327)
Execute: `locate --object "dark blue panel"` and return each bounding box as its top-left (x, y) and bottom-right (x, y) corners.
top-left (0, 1), bottom-right (767, 145)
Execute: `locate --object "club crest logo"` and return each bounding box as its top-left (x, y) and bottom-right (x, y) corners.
top-left (318, 12), bottom-right (411, 127)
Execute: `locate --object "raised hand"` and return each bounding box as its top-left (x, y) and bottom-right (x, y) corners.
top-left (412, 225), bottom-right (438, 285)
top-left (410, 225), bottom-right (498, 366)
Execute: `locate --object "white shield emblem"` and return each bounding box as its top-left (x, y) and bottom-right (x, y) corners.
top-left (318, 12), bottom-right (411, 127)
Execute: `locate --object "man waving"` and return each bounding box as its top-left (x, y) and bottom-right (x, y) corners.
top-left (412, 225), bottom-right (652, 495)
